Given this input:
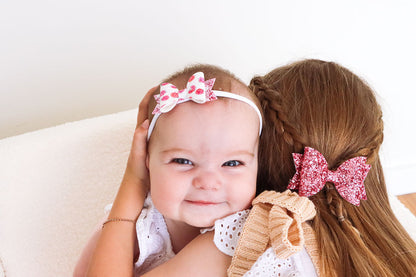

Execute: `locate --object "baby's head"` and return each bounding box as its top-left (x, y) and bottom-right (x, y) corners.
top-left (146, 64), bottom-right (262, 228)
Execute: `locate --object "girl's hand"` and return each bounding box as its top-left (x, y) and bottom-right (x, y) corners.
top-left (137, 86), bottom-right (156, 127)
top-left (109, 86), bottom-right (157, 219)
top-left (122, 87), bottom-right (157, 189)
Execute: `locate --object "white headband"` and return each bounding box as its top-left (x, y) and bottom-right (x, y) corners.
top-left (147, 72), bottom-right (263, 140)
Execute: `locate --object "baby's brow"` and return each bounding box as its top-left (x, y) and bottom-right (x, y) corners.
top-left (160, 148), bottom-right (192, 155)
top-left (161, 149), bottom-right (254, 157)
top-left (227, 150), bottom-right (255, 157)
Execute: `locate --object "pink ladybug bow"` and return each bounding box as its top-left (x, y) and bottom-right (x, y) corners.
top-left (288, 147), bottom-right (371, 206)
top-left (152, 72), bottom-right (217, 115)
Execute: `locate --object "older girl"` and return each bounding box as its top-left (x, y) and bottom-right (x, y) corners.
top-left (228, 59), bottom-right (416, 276)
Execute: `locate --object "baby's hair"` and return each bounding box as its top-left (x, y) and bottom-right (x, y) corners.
top-left (251, 59), bottom-right (416, 276)
top-left (147, 64), bottom-right (261, 122)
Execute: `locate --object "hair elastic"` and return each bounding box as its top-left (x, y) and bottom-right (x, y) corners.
top-left (147, 72), bottom-right (263, 140)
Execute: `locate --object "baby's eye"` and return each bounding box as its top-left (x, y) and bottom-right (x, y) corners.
top-left (171, 158), bottom-right (193, 165)
top-left (222, 160), bottom-right (243, 167)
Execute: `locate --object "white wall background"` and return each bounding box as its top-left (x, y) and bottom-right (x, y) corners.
top-left (1, 0), bottom-right (415, 195)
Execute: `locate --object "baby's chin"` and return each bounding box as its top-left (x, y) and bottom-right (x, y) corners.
top-left (185, 217), bottom-right (217, 229)
top-left (185, 211), bottom-right (237, 228)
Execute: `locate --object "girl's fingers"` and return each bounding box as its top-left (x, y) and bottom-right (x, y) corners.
top-left (137, 86), bottom-right (158, 128)
top-left (124, 119), bottom-right (150, 186)
top-left (131, 119), bottom-right (149, 162)
top-left (136, 120), bottom-right (150, 185)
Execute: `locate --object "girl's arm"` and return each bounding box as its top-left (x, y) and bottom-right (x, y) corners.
top-left (142, 231), bottom-right (231, 277)
top-left (77, 226), bottom-right (231, 277)
top-left (86, 160), bottom-right (148, 277)
top-left (73, 88), bottom-right (155, 277)
top-left (76, 219), bottom-right (231, 277)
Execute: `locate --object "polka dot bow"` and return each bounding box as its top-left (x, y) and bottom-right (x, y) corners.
top-left (152, 72), bottom-right (217, 115)
top-left (288, 147), bottom-right (371, 206)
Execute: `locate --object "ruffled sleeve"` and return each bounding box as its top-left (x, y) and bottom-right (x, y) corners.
top-left (134, 195), bottom-right (175, 275)
top-left (210, 210), bottom-right (250, 256)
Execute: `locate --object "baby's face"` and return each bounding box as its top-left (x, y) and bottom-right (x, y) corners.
top-left (147, 99), bottom-right (259, 228)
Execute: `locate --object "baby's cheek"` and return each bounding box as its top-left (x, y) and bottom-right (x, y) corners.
top-left (151, 191), bottom-right (170, 214)
top-left (243, 184), bottom-right (257, 207)
top-left (151, 185), bottom-right (181, 213)
top-left (242, 193), bottom-right (256, 209)
top-left (229, 188), bottom-right (256, 211)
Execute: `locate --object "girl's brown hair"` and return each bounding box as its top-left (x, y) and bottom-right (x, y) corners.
top-left (251, 59), bottom-right (416, 276)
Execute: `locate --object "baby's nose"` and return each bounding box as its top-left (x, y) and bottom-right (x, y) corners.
top-left (192, 170), bottom-right (221, 190)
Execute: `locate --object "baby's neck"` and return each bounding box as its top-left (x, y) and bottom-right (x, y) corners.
top-left (164, 218), bottom-right (202, 254)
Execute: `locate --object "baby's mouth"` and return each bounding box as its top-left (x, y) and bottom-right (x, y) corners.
top-left (185, 200), bottom-right (222, 206)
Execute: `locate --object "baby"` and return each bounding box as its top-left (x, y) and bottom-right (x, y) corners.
top-left (137, 66), bottom-right (262, 273)
top-left (76, 64), bottom-right (263, 276)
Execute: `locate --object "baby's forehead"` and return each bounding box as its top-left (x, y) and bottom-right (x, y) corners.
top-left (151, 103), bottom-right (259, 151)
top-left (155, 100), bottom-right (259, 135)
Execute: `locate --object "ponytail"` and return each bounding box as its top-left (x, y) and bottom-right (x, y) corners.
top-left (252, 60), bottom-right (416, 276)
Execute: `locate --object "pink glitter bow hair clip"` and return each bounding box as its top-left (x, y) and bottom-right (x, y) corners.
top-left (152, 72), bottom-right (216, 115)
top-left (288, 147), bottom-right (371, 206)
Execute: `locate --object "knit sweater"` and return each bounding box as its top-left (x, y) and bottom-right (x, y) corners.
top-left (228, 190), bottom-right (320, 276)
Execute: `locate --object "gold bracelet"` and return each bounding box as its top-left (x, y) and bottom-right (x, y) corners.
top-left (102, 218), bottom-right (135, 229)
